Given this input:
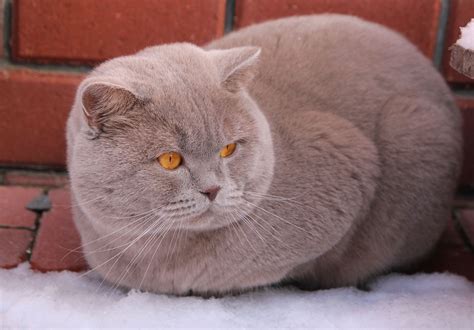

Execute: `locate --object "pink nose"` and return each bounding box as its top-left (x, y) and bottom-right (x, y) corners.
top-left (200, 186), bottom-right (221, 201)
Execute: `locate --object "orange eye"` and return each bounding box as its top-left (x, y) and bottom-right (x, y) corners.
top-left (157, 152), bottom-right (182, 170)
top-left (219, 143), bottom-right (237, 158)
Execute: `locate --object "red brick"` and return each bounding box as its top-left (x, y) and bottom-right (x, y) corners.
top-left (0, 0), bottom-right (4, 58)
top-left (0, 69), bottom-right (83, 167)
top-left (443, 0), bottom-right (474, 84)
top-left (0, 228), bottom-right (33, 269)
top-left (234, 0), bottom-right (441, 58)
top-left (0, 186), bottom-right (40, 228)
top-left (12, 0), bottom-right (226, 64)
top-left (30, 188), bottom-right (88, 272)
top-left (421, 245), bottom-right (474, 281)
top-left (418, 217), bottom-right (474, 281)
top-left (456, 97), bottom-right (474, 186)
top-left (459, 209), bottom-right (474, 246)
top-left (4, 171), bottom-right (69, 188)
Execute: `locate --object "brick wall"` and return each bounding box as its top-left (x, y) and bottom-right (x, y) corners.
top-left (0, 0), bottom-right (473, 186)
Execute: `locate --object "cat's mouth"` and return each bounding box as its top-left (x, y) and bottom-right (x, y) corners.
top-left (151, 191), bottom-right (248, 231)
top-left (165, 203), bottom-right (243, 231)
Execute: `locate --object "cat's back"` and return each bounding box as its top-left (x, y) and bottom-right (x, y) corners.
top-left (210, 15), bottom-right (462, 286)
top-left (206, 15), bottom-right (456, 131)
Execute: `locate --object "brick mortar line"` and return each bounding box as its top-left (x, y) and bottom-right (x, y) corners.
top-left (24, 210), bottom-right (43, 260)
top-left (434, 0), bottom-right (451, 69)
top-left (24, 189), bottom-right (52, 261)
top-left (1, 61), bottom-right (471, 93)
top-left (0, 58), bottom-right (91, 73)
top-left (454, 89), bottom-right (474, 98)
top-left (0, 166), bottom-right (67, 175)
top-left (0, 224), bottom-right (34, 231)
top-left (0, 207), bottom-right (47, 262)
top-left (0, 170), bottom-right (68, 187)
top-left (0, 164), bottom-right (67, 172)
top-left (224, 0), bottom-right (236, 34)
top-left (2, 0), bottom-right (11, 59)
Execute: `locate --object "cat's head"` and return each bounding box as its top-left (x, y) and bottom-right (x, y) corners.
top-left (69, 43), bottom-right (274, 233)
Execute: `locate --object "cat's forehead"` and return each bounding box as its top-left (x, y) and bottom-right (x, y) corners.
top-left (145, 91), bottom-right (239, 153)
top-left (93, 44), bottom-right (252, 150)
top-left (138, 86), bottom-right (252, 159)
top-left (94, 44), bottom-right (218, 95)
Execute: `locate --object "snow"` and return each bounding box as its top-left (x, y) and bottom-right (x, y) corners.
top-left (457, 19), bottom-right (474, 50)
top-left (1, 264), bottom-right (473, 328)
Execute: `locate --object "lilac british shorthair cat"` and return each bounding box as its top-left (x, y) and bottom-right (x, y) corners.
top-left (67, 15), bottom-right (462, 296)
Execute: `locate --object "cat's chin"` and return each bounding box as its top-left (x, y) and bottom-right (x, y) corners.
top-left (172, 207), bottom-right (243, 232)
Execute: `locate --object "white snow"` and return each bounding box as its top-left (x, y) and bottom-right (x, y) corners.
top-left (457, 18), bottom-right (474, 50)
top-left (1, 264), bottom-right (473, 328)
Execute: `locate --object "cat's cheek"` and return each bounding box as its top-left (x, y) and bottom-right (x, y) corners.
top-left (223, 154), bottom-right (249, 181)
top-left (236, 146), bottom-right (261, 174)
top-left (150, 167), bottom-right (185, 192)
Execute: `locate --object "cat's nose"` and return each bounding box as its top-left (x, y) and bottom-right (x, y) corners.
top-left (200, 186), bottom-right (221, 201)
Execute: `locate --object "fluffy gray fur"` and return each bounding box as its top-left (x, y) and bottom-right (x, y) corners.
top-left (67, 15), bottom-right (462, 296)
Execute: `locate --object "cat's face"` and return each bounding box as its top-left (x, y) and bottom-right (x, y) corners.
top-left (70, 44), bottom-right (274, 234)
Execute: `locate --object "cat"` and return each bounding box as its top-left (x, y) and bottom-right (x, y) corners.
top-left (67, 14), bottom-right (462, 296)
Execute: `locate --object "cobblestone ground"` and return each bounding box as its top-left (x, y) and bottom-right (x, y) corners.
top-left (0, 170), bottom-right (473, 282)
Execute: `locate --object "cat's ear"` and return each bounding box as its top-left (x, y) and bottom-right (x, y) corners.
top-left (80, 81), bottom-right (139, 131)
top-left (208, 47), bottom-right (261, 92)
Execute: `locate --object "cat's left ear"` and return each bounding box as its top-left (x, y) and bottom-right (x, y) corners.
top-left (79, 79), bottom-right (139, 132)
top-left (208, 46), bottom-right (261, 93)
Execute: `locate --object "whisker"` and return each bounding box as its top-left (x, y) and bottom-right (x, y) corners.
top-left (137, 216), bottom-right (176, 291)
top-left (74, 220), bottom-right (157, 257)
top-left (56, 194), bottom-right (108, 209)
top-left (165, 218), bottom-right (182, 264)
top-left (246, 191), bottom-right (320, 213)
top-left (78, 214), bottom-right (159, 279)
top-left (60, 207), bottom-right (165, 260)
top-left (228, 210), bottom-right (259, 255)
top-left (108, 216), bottom-right (168, 294)
top-left (234, 210), bottom-right (266, 247)
top-left (243, 200), bottom-right (307, 233)
top-left (225, 213), bottom-right (245, 249)
top-left (137, 222), bottom-right (165, 292)
top-left (105, 208), bottom-right (162, 220)
top-left (242, 209), bottom-right (293, 250)
top-left (245, 191), bottom-right (301, 201)
top-left (87, 213), bottom-right (161, 300)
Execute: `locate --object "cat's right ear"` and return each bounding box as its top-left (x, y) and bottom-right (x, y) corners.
top-left (79, 81), bottom-right (139, 132)
top-left (208, 47), bottom-right (261, 93)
